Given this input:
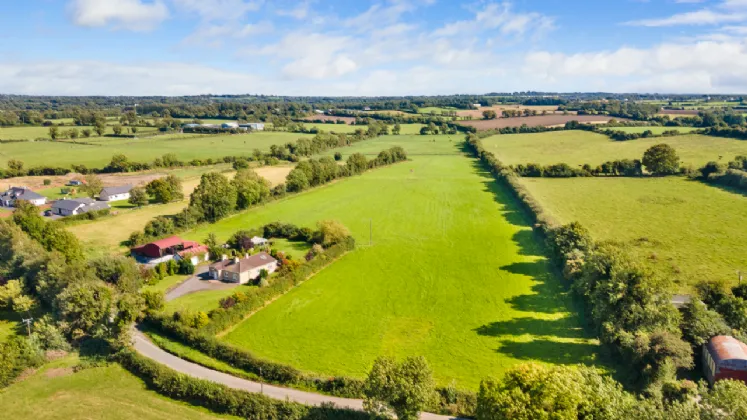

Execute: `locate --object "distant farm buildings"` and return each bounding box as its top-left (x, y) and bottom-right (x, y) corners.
top-left (131, 236), bottom-right (208, 265)
top-left (239, 123), bottom-right (265, 131)
top-left (703, 335), bottom-right (747, 385)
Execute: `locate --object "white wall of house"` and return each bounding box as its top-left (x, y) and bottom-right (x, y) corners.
top-left (101, 192), bottom-right (130, 202)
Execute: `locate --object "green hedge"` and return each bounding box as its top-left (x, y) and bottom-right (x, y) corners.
top-left (116, 349), bottom-right (376, 420)
top-left (55, 208), bottom-right (111, 224)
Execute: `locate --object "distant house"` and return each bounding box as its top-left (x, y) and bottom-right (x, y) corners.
top-left (99, 185), bottom-right (132, 202)
top-left (131, 236), bottom-right (203, 260)
top-left (182, 123), bottom-right (200, 129)
top-left (472, 103), bottom-right (481, 108)
top-left (1, 187), bottom-right (47, 207)
top-left (314, 109), bottom-right (325, 114)
top-left (703, 336), bottom-right (747, 385)
top-left (250, 236), bottom-right (268, 247)
top-left (239, 123), bottom-right (265, 131)
top-left (363, 107), bottom-right (371, 111)
top-left (51, 198), bottom-right (109, 216)
top-left (209, 252), bottom-right (277, 284)
top-left (221, 122), bottom-right (239, 129)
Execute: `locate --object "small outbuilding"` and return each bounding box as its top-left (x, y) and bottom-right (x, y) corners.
top-left (209, 252), bottom-right (277, 284)
top-left (99, 185), bottom-right (132, 202)
top-left (703, 335), bottom-right (747, 385)
top-left (250, 236), bottom-right (268, 247)
top-left (239, 123), bottom-right (265, 131)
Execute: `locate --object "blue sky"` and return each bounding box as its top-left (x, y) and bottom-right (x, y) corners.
top-left (2, 0), bottom-right (747, 95)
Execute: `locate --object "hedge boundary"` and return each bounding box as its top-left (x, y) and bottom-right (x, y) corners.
top-left (116, 349), bottom-right (377, 420)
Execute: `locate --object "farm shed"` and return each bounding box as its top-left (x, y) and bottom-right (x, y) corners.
top-left (176, 245), bottom-right (210, 266)
top-left (239, 123), bottom-right (265, 131)
top-left (99, 185), bottom-right (132, 201)
top-left (209, 252), bottom-right (277, 284)
top-left (1, 186), bottom-right (47, 207)
top-left (703, 335), bottom-right (747, 385)
top-left (131, 236), bottom-right (202, 259)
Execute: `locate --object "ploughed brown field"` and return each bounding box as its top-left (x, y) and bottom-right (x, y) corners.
top-left (456, 105), bottom-right (562, 119)
top-left (302, 115), bottom-right (357, 124)
top-left (457, 114), bottom-right (622, 131)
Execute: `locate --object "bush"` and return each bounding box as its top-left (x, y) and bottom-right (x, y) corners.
top-left (43, 179), bottom-right (52, 186)
top-left (0, 336), bottom-right (44, 388)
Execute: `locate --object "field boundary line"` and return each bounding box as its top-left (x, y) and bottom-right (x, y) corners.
top-left (215, 249), bottom-right (353, 338)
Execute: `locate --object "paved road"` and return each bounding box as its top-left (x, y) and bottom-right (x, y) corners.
top-left (132, 330), bottom-right (461, 420)
top-left (165, 266), bottom-right (237, 302)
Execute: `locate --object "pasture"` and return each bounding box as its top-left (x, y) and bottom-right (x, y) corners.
top-left (612, 126), bottom-right (698, 134)
top-left (299, 123), bottom-right (426, 135)
top-left (483, 130), bottom-right (747, 167)
top-left (0, 355), bottom-right (235, 420)
top-left (0, 132), bottom-right (311, 169)
top-left (179, 137), bottom-right (601, 388)
top-left (520, 177), bottom-right (747, 289)
top-left (0, 125), bottom-right (158, 140)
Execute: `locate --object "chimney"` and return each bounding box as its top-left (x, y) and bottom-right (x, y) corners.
top-left (233, 256), bottom-right (240, 264)
top-left (221, 254), bottom-right (228, 261)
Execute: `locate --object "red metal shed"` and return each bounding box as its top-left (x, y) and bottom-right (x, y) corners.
top-left (132, 236), bottom-right (200, 259)
top-left (703, 335), bottom-right (747, 385)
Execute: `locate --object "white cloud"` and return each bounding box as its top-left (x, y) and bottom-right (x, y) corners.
top-left (626, 9), bottom-right (746, 26)
top-left (172, 0), bottom-right (264, 21)
top-left (277, 0), bottom-right (312, 20)
top-left (433, 2), bottom-right (554, 38)
top-left (69, 0), bottom-right (169, 31)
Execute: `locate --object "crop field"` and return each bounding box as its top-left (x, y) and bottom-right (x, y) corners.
top-left (613, 126), bottom-right (698, 134)
top-left (299, 123), bottom-right (426, 135)
top-left (302, 115), bottom-right (356, 124)
top-left (458, 115), bottom-right (618, 131)
top-left (0, 132), bottom-right (311, 169)
top-left (68, 164), bottom-right (292, 255)
top-left (456, 105), bottom-right (561, 120)
top-left (178, 137), bottom-right (602, 388)
top-left (0, 356), bottom-right (235, 420)
top-left (483, 130), bottom-right (747, 167)
top-left (0, 125), bottom-right (158, 140)
top-left (520, 177), bottom-right (747, 290)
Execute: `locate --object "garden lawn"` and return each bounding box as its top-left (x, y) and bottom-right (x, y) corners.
top-left (0, 132), bottom-right (311, 169)
top-left (184, 140), bottom-right (601, 389)
top-left (0, 355), bottom-right (236, 420)
top-left (165, 287), bottom-right (239, 314)
top-left (483, 130), bottom-right (747, 167)
top-left (519, 176), bottom-right (747, 290)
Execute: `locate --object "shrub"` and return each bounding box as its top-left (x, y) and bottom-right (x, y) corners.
top-left (0, 336), bottom-right (44, 388)
top-left (43, 179), bottom-right (51, 186)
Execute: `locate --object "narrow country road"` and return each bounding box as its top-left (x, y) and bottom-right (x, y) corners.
top-left (132, 330), bottom-right (462, 420)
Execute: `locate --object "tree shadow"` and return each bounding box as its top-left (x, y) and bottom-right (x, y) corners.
top-left (475, 316), bottom-right (589, 340)
top-left (689, 177), bottom-right (747, 198)
top-left (495, 339), bottom-right (600, 366)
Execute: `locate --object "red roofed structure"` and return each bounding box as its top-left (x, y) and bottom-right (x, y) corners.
top-left (132, 236), bottom-right (201, 259)
top-left (703, 335), bottom-right (747, 385)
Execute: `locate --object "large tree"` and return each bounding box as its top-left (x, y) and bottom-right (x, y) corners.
top-left (146, 175), bottom-right (183, 203)
top-left (363, 356), bottom-right (435, 420)
top-left (189, 172), bottom-right (237, 222)
top-left (231, 169), bottom-right (271, 209)
top-left (128, 186), bottom-right (149, 207)
top-left (81, 174), bottom-right (104, 198)
top-left (285, 168), bottom-right (310, 192)
top-left (642, 144), bottom-right (680, 175)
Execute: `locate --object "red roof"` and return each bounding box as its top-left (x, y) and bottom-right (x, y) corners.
top-left (132, 236), bottom-right (202, 258)
top-left (178, 245), bottom-right (208, 257)
top-left (149, 236), bottom-right (196, 250)
top-left (708, 336), bottom-right (747, 364)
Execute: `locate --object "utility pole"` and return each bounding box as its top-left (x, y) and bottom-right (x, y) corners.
top-left (22, 318), bottom-right (33, 336)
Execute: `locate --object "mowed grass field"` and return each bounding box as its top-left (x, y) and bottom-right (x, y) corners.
top-left (299, 123), bottom-right (426, 135)
top-left (520, 177), bottom-right (747, 290)
top-left (483, 130), bottom-right (747, 167)
top-left (0, 132), bottom-right (311, 169)
top-left (0, 356), bottom-right (235, 420)
top-left (179, 138), bottom-right (602, 388)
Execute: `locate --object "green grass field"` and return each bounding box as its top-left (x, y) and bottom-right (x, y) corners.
top-left (0, 125), bottom-right (158, 140)
top-left (483, 130), bottom-right (747, 167)
top-left (612, 126), bottom-right (698, 134)
top-left (0, 310), bottom-right (21, 342)
top-left (312, 134), bottom-right (463, 160)
top-left (177, 137), bottom-right (601, 388)
top-left (0, 355), bottom-right (235, 420)
top-left (416, 106), bottom-right (457, 114)
top-left (520, 177), bottom-right (747, 290)
top-left (0, 132), bottom-right (311, 169)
